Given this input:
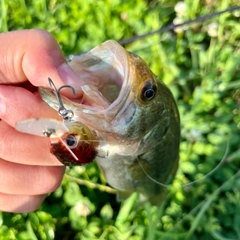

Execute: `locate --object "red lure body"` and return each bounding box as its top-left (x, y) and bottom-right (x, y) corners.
top-left (49, 133), bottom-right (98, 166)
top-left (49, 121), bottom-right (99, 166)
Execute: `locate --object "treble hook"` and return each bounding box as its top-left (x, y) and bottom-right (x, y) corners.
top-left (48, 77), bottom-right (76, 122)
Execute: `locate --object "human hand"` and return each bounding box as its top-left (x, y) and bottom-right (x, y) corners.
top-left (0, 29), bottom-right (79, 213)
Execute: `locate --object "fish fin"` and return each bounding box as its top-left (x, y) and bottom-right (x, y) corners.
top-left (164, 157), bottom-right (179, 184)
top-left (116, 190), bottom-right (133, 201)
top-left (136, 189), bottom-right (166, 207)
top-left (117, 190), bottom-right (166, 206)
top-left (147, 190), bottom-right (167, 205)
top-left (140, 158), bottom-right (178, 206)
top-left (171, 157), bottom-right (179, 176)
top-left (145, 158), bottom-right (178, 205)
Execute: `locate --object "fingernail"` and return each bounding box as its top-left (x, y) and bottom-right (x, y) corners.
top-left (0, 96), bottom-right (6, 117)
top-left (58, 63), bottom-right (85, 86)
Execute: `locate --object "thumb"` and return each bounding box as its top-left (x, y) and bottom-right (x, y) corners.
top-left (0, 29), bottom-right (79, 89)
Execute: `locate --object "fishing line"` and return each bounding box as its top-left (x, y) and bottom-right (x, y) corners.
top-left (118, 5), bottom-right (240, 45)
top-left (163, 168), bottom-right (240, 236)
top-left (66, 6), bottom-right (240, 59)
top-left (137, 141), bottom-right (230, 189)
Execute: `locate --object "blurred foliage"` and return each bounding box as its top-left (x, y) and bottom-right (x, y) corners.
top-left (0, 0), bottom-right (240, 239)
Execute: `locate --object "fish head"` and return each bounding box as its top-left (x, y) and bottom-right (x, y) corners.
top-left (39, 40), bottom-right (180, 155)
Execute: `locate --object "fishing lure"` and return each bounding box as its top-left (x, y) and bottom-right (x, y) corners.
top-left (16, 78), bottom-right (101, 166)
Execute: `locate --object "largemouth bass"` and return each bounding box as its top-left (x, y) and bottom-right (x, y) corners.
top-left (17, 40), bottom-right (180, 204)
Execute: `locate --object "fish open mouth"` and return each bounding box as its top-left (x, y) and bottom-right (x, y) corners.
top-left (67, 40), bottom-right (130, 111)
top-left (39, 40), bottom-right (132, 128)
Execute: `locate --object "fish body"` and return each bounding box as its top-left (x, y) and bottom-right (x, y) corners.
top-left (30, 40), bottom-right (180, 203)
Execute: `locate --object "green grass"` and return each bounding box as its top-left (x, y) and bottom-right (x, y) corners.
top-left (0, 0), bottom-right (240, 239)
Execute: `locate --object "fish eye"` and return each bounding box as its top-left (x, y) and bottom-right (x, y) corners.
top-left (66, 134), bottom-right (78, 148)
top-left (140, 80), bottom-right (157, 102)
